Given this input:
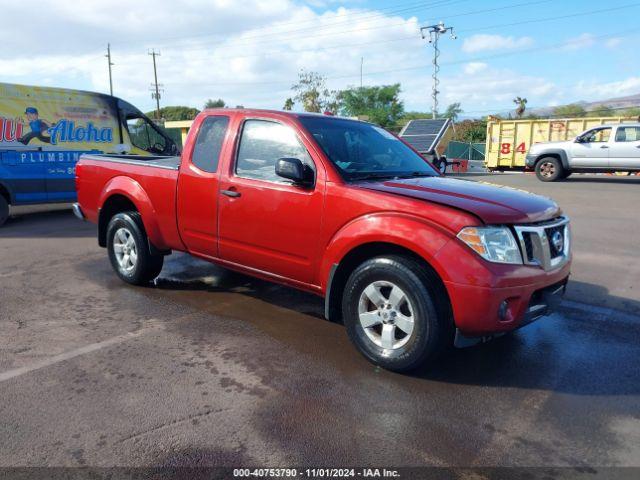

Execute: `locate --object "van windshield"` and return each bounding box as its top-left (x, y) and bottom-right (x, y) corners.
top-left (118, 100), bottom-right (178, 155)
top-left (298, 116), bottom-right (437, 181)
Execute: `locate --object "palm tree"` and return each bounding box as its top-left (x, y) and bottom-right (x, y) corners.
top-left (513, 97), bottom-right (527, 118)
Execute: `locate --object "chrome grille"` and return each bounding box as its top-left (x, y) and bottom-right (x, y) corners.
top-left (513, 217), bottom-right (570, 271)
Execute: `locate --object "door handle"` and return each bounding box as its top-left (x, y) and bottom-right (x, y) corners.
top-left (600, 145), bottom-right (609, 149)
top-left (221, 189), bottom-right (241, 198)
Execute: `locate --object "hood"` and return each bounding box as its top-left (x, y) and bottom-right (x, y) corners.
top-left (358, 176), bottom-right (561, 224)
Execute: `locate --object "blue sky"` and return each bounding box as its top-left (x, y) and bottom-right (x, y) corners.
top-left (1, 0), bottom-right (638, 117)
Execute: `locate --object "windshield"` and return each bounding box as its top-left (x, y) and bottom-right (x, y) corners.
top-left (118, 99), bottom-right (178, 155)
top-left (298, 116), bottom-right (437, 180)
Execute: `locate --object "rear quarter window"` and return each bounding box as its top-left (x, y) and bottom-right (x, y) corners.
top-left (191, 116), bottom-right (230, 173)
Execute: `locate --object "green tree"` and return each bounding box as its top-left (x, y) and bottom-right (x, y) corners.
top-left (443, 102), bottom-right (463, 121)
top-left (452, 119), bottom-right (487, 143)
top-left (338, 84), bottom-right (404, 127)
top-left (143, 106), bottom-right (200, 121)
top-left (623, 107), bottom-right (640, 118)
top-left (291, 70), bottom-right (339, 113)
top-left (587, 105), bottom-right (615, 117)
top-left (552, 104), bottom-right (586, 118)
top-left (513, 97), bottom-right (527, 118)
top-left (283, 98), bottom-right (294, 111)
top-left (204, 98), bottom-right (226, 109)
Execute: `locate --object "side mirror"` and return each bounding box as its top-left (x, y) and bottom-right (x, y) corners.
top-left (275, 157), bottom-right (313, 186)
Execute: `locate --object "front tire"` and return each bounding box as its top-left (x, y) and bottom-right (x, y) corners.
top-left (0, 196), bottom-right (8, 227)
top-left (106, 212), bottom-right (164, 285)
top-left (535, 157), bottom-right (564, 182)
top-left (342, 255), bottom-right (450, 372)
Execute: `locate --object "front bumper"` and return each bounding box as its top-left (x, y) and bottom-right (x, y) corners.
top-left (525, 153), bottom-right (538, 168)
top-left (72, 203), bottom-right (85, 221)
top-left (453, 278), bottom-right (567, 347)
top-left (435, 231), bottom-right (571, 338)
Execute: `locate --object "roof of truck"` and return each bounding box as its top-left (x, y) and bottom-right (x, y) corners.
top-left (201, 108), bottom-right (366, 122)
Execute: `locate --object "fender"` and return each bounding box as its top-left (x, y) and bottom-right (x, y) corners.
top-left (534, 148), bottom-right (570, 169)
top-left (98, 176), bottom-right (169, 251)
top-left (319, 212), bottom-right (456, 293)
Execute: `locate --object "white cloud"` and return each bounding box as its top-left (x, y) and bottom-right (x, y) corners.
top-left (605, 37), bottom-right (622, 48)
top-left (562, 33), bottom-right (596, 51)
top-left (462, 62), bottom-right (488, 75)
top-left (461, 34), bottom-right (533, 54)
top-left (574, 77), bottom-right (640, 98)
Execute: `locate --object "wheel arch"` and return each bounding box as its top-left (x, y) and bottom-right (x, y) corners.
top-left (0, 181), bottom-right (12, 205)
top-left (536, 149), bottom-right (570, 170)
top-left (324, 241), bottom-right (452, 325)
top-left (97, 177), bottom-right (168, 254)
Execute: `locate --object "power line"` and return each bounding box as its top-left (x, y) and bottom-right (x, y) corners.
top-left (168, 27), bottom-right (640, 87)
top-left (142, 0), bottom-right (468, 49)
top-left (147, 0), bottom-right (553, 62)
top-left (129, 0), bottom-right (615, 59)
top-left (458, 3), bottom-right (640, 33)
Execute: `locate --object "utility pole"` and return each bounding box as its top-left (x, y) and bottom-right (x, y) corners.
top-left (360, 57), bottom-right (364, 89)
top-left (105, 44), bottom-right (114, 96)
top-left (148, 49), bottom-right (163, 121)
top-left (420, 22), bottom-right (457, 119)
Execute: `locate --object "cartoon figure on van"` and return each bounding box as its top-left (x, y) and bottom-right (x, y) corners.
top-left (18, 107), bottom-right (52, 145)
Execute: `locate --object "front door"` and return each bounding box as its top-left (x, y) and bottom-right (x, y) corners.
top-left (570, 127), bottom-right (612, 168)
top-left (218, 118), bottom-right (324, 284)
top-left (609, 125), bottom-right (640, 169)
top-left (176, 114), bottom-right (230, 258)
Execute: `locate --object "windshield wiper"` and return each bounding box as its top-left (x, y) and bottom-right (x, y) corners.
top-left (394, 171), bottom-right (433, 179)
top-left (348, 172), bottom-right (400, 181)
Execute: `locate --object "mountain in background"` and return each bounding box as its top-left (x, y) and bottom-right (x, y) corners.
top-left (527, 93), bottom-right (640, 117)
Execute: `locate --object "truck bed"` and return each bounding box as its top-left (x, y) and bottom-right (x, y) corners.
top-left (80, 154), bottom-right (181, 170)
top-left (76, 153), bottom-right (183, 251)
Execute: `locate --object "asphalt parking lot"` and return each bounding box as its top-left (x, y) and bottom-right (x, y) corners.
top-left (1, 173), bottom-right (639, 471)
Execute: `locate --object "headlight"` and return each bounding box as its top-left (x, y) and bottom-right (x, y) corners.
top-left (457, 226), bottom-right (523, 265)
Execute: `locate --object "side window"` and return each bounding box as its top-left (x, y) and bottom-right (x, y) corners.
top-left (236, 120), bottom-right (313, 183)
top-left (191, 116), bottom-right (229, 173)
top-left (615, 126), bottom-right (640, 142)
top-left (583, 127), bottom-right (611, 143)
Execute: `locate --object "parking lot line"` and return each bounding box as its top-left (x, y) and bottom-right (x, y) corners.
top-left (0, 322), bottom-right (161, 383)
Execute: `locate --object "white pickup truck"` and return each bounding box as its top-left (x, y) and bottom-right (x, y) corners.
top-left (526, 123), bottom-right (640, 181)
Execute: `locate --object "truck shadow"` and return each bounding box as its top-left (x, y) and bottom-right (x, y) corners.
top-left (564, 175), bottom-right (640, 184)
top-left (0, 208), bottom-right (96, 238)
top-left (149, 255), bottom-right (640, 396)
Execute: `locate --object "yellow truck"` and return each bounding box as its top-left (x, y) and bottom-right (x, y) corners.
top-left (485, 116), bottom-right (638, 171)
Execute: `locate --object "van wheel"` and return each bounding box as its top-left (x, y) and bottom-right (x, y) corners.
top-left (535, 157), bottom-right (564, 182)
top-left (342, 255), bottom-right (450, 372)
top-left (106, 212), bottom-right (164, 285)
top-left (0, 196), bottom-right (8, 227)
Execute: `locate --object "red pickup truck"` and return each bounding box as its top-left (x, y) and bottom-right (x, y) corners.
top-left (74, 109), bottom-right (571, 371)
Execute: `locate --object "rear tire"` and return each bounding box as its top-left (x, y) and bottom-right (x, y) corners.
top-left (0, 196), bottom-right (8, 227)
top-left (535, 157), bottom-right (564, 182)
top-left (342, 255), bottom-right (451, 372)
top-left (106, 212), bottom-right (164, 285)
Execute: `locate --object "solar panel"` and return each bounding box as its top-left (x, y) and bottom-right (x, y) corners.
top-left (399, 119), bottom-right (450, 153)
top-left (402, 119), bottom-right (447, 136)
